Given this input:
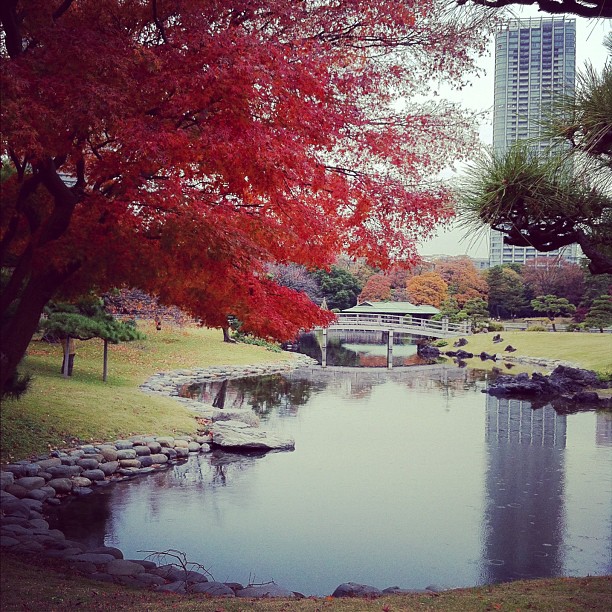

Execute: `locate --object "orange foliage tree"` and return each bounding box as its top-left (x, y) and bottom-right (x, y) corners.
top-left (434, 256), bottom-right (488, 307)
top-left (0, 0), bottom-right (494, 393)
top-left (407, 272), bottom-right (449, 308)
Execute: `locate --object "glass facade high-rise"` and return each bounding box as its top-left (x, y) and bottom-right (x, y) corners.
top-left (489, 17), bottom-right (579, 267)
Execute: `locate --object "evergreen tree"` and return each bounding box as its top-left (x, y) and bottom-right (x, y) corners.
top-left (584, 295), bottom-right (612, 332)
top-left (42, 297), bottom-right (143, 381)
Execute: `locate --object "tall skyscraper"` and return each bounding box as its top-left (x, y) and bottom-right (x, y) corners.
top-left (489, 17), bottom-right (579, 267)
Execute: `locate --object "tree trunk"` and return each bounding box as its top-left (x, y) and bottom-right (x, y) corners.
top-left (103, 339), bottom-right (108, 382)
top-left (63, 337), bottom-right (70, 378)
top-left (222, 327), bottom-right (235, 343)
top-left (0, 270), bottom-right (68, 395)
top-left (0, 158), bottom-right (82, 396)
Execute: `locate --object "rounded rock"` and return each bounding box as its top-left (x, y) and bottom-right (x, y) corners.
top-left (149, 453), bottom-right (168, 464)
top-left (77, 458), bottom-right (100, 470)
top-left (331, 582), bottom-right (382, 598)
top-left (106, 559), bottom-right (146, 576)
top-left (116, 449), bottom-right (137, 460)
top-left (35, 458), bottom-right (62, 471)
top-left (156, 436), bottom-right (175, 448)
top-left (47, 478), bottom-right (73, 493)
top-left (81, 469), bottom-right (106, 481)
top-left (14, 476), bottom-right (46, 491)
top-left (98, 461), bottom-right (119, 476)
top-left (48, 465), bottom-right (82, 478)
top-left (67, 553), bottom-right (116, 565)
top-left (26, 489), bottom-right (52, 502)
top-left (97, 446), bottom-right (119, 462)
top-left (191, 581), bottom-right (236, 597)
top-left (138, 456), bottom-right (153, 468)
top-left (5, 484), bottom-right (28, 499)
top-left (72, 476), bottom-right (92, 487)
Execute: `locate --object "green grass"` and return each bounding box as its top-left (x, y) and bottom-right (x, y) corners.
top-left (457, 330), bottom-right (612, 377)
top-left (1, 552), bottom-right (610, 611)
top-left (1, 322), bottom-right (294, 463)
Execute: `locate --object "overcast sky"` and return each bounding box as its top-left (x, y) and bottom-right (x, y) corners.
top-left (417, 9), bottom-right (611, 259)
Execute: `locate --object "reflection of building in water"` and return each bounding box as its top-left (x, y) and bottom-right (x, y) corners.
top-left (482, 395), bottom-right (567, 583)
top-left (486, 397), bottom-right (567, 448)
top-left (596, 412), bottom-right (612, 447)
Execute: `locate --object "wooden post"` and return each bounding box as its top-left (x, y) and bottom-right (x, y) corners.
top-left (387, 329), bottom-right (394, 369)
top-left (321, 328), bottom-right (327, 368)
top-left (102, 339), bottom-right (108, 382)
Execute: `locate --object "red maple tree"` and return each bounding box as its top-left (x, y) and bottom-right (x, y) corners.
top-left (0, 0), bottom-right (494, 393)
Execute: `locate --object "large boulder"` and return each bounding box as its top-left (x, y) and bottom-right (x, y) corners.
top-left (487, 366), bottom-right (606, 400)
top-left (212, 421), bottom-right (295, 451)
top-left (549, 365), bottom-right (603, 392)
top-left (417, 344), bottom-right (440, 360)
top-left (211, 408), bottom-right (259, 427)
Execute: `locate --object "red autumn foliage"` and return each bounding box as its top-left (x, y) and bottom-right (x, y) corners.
top-left (0, 0), bottom-right (494, 392)
top-left (358, 273), bottom-right (393, 303)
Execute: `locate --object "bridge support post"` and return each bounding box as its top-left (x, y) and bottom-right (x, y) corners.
top-left (387, 329), bottom-right (393, 369)
top-left (322, 328), bottom-right (327, 368)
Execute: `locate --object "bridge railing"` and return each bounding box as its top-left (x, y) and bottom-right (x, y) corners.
top-left (332, 313), bottom-right (470, 335)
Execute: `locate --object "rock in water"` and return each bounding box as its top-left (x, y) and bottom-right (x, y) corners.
top-left (212, 420), bottom-right (295, 451)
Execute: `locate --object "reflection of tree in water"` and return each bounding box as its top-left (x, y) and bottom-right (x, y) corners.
top-left (181, 375), bottom-right (317, 419)
top-left (297, 331), bottom-right (322, 363)
top-left (47, 486), bottom-right (114, 549)
top-left (232, 375), bottom-right (313, 417)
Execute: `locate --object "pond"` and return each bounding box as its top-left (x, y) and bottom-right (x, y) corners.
top-left (50, 366), bottom-right (612, 596)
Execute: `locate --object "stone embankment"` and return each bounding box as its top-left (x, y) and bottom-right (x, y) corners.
top-left (2, 354), bottom-right (445, 598)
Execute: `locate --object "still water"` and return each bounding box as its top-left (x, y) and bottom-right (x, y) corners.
top-left (52, 367), bottom-right (612, 596)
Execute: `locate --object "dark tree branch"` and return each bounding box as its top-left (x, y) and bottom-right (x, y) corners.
top-left (151, 0), bottom-right (168, 44)
top-left (52, 0), bottom-right (76, 21)
top-left (575, 228), bottom-right (612, 274)
top-left (456, 0), bottom-right (612, 19)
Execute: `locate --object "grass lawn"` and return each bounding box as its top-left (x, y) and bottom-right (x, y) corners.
top-left (447, 330), bottom-right (612, 377)
top-left (1, 321), bottom-right (295, 463)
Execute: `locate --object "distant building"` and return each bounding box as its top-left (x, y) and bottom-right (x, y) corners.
top-left (489, 16), bottom-right (580, 267)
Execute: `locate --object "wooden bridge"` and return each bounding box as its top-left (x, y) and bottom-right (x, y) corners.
top-left (326, 313), bottom-right (471, 339)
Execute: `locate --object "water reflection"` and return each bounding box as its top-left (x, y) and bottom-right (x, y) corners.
top-left (51, 368), bottom-right (612, 595)
top-left (482, 397), bottom-right (566, 582)
top-left (297, 330), bottom-right (435, 368)
top-left (181, 374), bottom-right (319, 418)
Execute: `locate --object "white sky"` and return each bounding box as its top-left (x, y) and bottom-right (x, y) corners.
top-left (417, 8), bottom-right (611, 259)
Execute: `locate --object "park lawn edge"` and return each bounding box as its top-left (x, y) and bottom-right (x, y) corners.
top-left (1, 552), bottom-right (610, 611)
